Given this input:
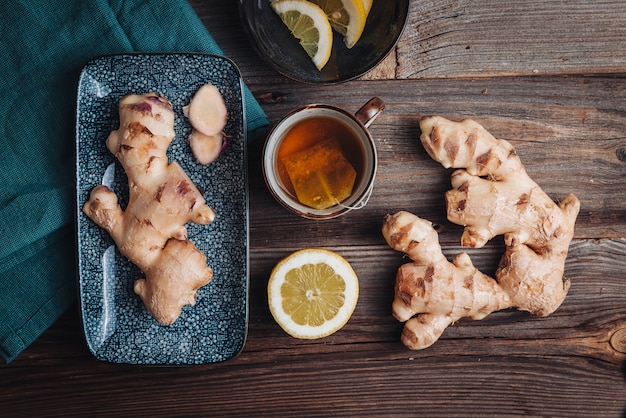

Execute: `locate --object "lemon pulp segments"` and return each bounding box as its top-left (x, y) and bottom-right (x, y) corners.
top-left (268, 248), bottom-right (359, 339)
top-left (309, 0), bottom-right (366, 48)
top-left (282, 262), bottom-right (346, 326)
top-left (270, 0), bottom-right (333, 70)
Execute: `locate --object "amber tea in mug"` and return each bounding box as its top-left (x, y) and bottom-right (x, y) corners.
top-left (263, 99), bottom-right (383, 219)
top-left (276, 116), bottom-right (366, 202)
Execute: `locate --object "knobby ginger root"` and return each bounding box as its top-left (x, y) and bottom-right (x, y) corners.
top-left (83, 93), bottom-right (215, 325)
top-left (383, 115), bottom-right (580, 350)
top-left (421, 116), bottom-right (580, 316)
top-left (383, 211), bottom-right (512, 350)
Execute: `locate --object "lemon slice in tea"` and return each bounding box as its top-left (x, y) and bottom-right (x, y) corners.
top-left (309, 0), bottom-right (367, 48)
top-left (270, 0), bottom-right (333, 70)
top-left (268, 248), bottom-right (359, 339)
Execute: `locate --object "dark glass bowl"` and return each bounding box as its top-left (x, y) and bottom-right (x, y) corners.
top-left (239, 0), bottom-right (409, 84)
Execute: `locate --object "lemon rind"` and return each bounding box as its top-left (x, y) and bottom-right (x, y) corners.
top-left (311, 0), bottom-right (367, 49)
top-left (268, 248), bottom-right (359, 339)
top-left (270, 0), bottom-right (333, 70)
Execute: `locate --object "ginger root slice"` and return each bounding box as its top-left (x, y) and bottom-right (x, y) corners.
top-left (83, 92), bottom-right (215, 325)
top-left (183, 83), bottom-right (229, 165)
top-left (188, 130), bottom-right (225, 166)
top-left (383, 115), bottom-right (580, 350)
top-left (183, 83), bottom-right (228, 137)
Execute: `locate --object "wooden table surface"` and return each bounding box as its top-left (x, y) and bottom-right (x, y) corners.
top-left (3, 1), bottom-right (626, 416)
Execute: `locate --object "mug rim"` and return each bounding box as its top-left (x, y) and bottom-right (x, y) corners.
top-left (262, 104), bottom-right (378, 220)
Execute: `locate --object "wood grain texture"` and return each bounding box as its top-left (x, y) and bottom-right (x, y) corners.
top-left (2, 239), bottom-right (625, 417)
top-left (399, 0), bottom-right (626, 78)
top-left (249, 76), bottom-right (626, 243)
top-left (2, 1), bottom-right (625, 417)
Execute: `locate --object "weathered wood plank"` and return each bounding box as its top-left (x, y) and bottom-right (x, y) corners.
top-left (2, 239), bottom-right (624, 417)
top-left (399, 0), bottom-right (626, 78)
top-left (243, 238), bottom-right (626, 355)
top-left (249, 77), bottom-right (626, 245)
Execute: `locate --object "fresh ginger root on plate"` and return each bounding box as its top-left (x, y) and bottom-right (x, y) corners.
top-left (83, 93), bottom-right (216, 325)
top-left (383, 116), bottom-right (580, 350)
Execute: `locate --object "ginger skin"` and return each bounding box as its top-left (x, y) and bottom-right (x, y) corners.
top-left (383, 211), bottom-right (512, 350)
top-left (383, 116), bottom-right (580, 349)
top-left (83, 93), bottom-right (215, 325)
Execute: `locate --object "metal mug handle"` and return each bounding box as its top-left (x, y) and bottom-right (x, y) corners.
top-left (355, 97), bottom-right (385, 128)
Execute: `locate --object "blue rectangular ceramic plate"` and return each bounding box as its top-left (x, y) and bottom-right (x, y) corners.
top-left (75, 53), bottom-right (248, 364)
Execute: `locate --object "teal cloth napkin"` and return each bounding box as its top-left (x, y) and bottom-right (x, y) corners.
top-left (0, 0), bottom-right (268, 363)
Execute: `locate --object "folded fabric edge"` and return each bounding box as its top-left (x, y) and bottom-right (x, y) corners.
top-left (1, 282), bottom-right (75, 364)
top-left (0, 228), bottom-right (76, 364)
top-left (243, 87), bottom-right (269, 133)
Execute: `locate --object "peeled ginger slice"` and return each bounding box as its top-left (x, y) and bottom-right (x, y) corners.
top-left (183, 83), bottom-right (228, 136)
top-left (189, 130), bottom-right (224, 165)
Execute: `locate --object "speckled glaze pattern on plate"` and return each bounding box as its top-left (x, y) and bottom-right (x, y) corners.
top-left (239, 0), bottom-right (409, 84)
top-left (75, 53), bottom-right (248, 365)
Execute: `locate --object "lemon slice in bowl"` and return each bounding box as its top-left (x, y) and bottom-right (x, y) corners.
top-left (268, 248), bottom-right (359, 339)
top-left (362, 0), bottom-right (373, 16)
top-left (270, 0), bottom-right (333, 70)
top-left (309, 0), bottom-right (367, 48)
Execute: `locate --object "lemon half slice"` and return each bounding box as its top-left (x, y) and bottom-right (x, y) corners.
top-left (270, 0), bottom-right (333, 70)
top-left (268, 248), bottom-right (359, 339)
top-left (309, 0), bottom-right (367, 48)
